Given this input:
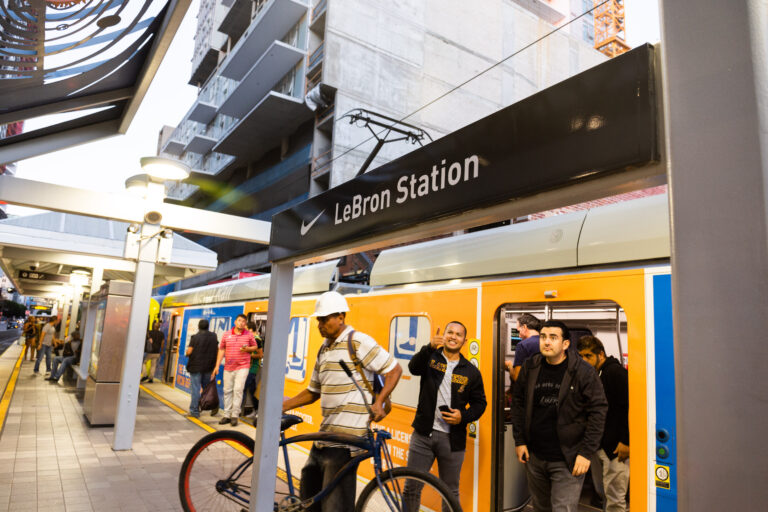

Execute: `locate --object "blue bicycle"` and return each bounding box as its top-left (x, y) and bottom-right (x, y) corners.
top-left (179, 361), bottom-right (462, 512)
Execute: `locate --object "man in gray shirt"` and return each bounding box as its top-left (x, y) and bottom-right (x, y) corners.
top-left (34, 317), bottom-right (58, 374)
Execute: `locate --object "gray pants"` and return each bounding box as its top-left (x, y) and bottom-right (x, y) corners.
top-left (404, 430), bottom-right (465, 512)
top-left (525, 453), bottom-right (585, 512)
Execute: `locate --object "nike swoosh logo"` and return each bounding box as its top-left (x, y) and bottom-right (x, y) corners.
top-left (300, 210), bottom-right (325, 236)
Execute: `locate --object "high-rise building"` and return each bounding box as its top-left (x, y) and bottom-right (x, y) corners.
top-left (160, 0), bottom-right (607, 283)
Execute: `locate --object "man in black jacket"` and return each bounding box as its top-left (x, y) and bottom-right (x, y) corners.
top-left (512, 320), bottom-right (607, 512)
top-left (403, 321), bottom-right (487, 510)
top-left (186, 319), bottom-right (219, 418)
top-left (141, 321), bottom-right (165, 383)
top-left (578, 335), bottom-right (629, 512)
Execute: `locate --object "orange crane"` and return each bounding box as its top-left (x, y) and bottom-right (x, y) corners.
top-left (594, 0), bottom-right (630, 57)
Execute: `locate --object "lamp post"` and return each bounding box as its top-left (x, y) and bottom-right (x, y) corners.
top-left (113, 157), bottom-right (190, 451)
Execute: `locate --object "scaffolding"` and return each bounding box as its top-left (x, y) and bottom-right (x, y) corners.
top-left (594, 0), bottom-right (630, 57)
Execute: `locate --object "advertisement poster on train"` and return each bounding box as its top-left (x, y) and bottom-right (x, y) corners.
top-left (388, 315), bottom-right (431, 409)
top-left (286, 316), bottom-right (309, 381)
top-left (175, 305), bottom-right (244, 395)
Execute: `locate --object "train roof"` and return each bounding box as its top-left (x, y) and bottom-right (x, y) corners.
top-left (369, 192), bottom-right (670, 286)
top-left (162, 259), bottom-right (340, 308)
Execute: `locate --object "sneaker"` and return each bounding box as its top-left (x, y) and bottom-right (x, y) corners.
top-left (245, 411), bottom-right (258, 420)
top-left (210, 408), bottom-right (219, 417)
top-left (230, 418), bottom-right (238, 427)
top-left (186, 413), bottom-right (200, 418)
top-left (218, 417), bottom-right (231, 425)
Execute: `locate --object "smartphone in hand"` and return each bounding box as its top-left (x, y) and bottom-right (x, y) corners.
top-left (438, 405), bottom-right (451, 413)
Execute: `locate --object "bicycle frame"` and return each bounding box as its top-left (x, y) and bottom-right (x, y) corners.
top-left (278, 428), bottom-right (397, 509)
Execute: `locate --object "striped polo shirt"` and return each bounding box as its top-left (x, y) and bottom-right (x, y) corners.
top-left (309, 325), bottom-right (396, 444)
top-left (219, 328), bottom-right (257, 371)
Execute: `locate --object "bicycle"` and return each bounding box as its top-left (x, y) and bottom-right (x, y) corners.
top-left (179, 360), bottom-right (463, 512)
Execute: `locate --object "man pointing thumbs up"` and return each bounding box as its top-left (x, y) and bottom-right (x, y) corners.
top-left (403, 321), bottom-right (487, 508)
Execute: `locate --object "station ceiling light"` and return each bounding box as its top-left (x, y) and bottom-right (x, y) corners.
top-left (139, 156), bottom-right (190, 181)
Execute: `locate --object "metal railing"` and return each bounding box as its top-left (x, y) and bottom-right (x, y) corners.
top-left (311, 147), bottom-right (333, 177)
top-left (311, 0), bottom-right (327, 23)
top-left (307, 41), bottom-right (324, 70)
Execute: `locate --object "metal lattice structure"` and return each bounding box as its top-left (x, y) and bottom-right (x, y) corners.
top-left (593, 0), bottom-right (629, 58)
top-left (0, 0), bottom-right (190, 165)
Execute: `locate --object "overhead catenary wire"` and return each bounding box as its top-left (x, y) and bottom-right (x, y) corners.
top-left (324, 0), bottom-right (612, 173)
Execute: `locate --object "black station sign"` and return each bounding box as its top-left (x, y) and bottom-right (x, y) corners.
top-left (270, 44), bottom-right (658, 261)
top-left (18, 270), bottom-right (70, 283)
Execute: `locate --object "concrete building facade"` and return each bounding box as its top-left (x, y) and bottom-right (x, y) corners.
top-left (159, 0), bottom-right (606, 282)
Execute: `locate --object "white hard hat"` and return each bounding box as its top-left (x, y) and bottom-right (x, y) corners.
top-left (312, 291), bottom-right (349, 317)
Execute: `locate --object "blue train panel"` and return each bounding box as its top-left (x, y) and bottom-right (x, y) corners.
top-left (653, 274), bottom-right (677, 510)
top-left (175, 305), bottom-right (244, 400)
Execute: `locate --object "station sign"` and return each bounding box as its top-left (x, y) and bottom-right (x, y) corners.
top-left (17, 270), bottom-right (71, 283)
top-left (270, 44), bottom-right (658, 262)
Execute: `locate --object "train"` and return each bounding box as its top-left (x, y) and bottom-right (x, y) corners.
top-left (155, 191), bottom-right (676, 512)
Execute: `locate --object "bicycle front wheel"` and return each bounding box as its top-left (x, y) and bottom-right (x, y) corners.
top-left (179, 430), bottom-right (255, 512)
top-left (355, 466), bottom-right (463, 512)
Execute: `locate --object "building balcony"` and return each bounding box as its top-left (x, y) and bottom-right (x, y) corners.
top-left (214, 91), bottom-right (313, 161)
top-left (310, 0), bottom-right (327, 33)
top-left (184, 132), bottom-right (217, 155)
top-left (219, 0), bottom-right (309, 81)
top-left (218, 0), bottom-right (253, 41)
top-left (188, 98), bottom-right (218, 125)
top-left (219, 40), bottom-right (305, 119)
top-left (189, 47), bottom-right (220, 87)
top-left (161, 133), bottom-right (185, 156)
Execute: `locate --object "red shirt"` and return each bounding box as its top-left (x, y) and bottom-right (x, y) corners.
top-left (219, 328), bottom-right (257, 371)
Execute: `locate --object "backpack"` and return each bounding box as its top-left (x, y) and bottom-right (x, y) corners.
top-left (345, 330), bottom-right (392, 415)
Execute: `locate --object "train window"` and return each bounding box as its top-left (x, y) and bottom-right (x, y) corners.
top-left (388, 315), bottom-right (431, 409)
top-left (285, 316), bottom-right (309, 382)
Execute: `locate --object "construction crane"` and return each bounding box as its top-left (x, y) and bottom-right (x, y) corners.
top-left (593, 0), bottom-right (630, 57)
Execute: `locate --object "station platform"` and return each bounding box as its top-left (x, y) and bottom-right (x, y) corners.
top-left (0, 338), bottom-right (291, 512)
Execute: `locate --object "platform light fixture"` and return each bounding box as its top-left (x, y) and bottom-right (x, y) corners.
top-left (139, 156), bottom-right (190, 181)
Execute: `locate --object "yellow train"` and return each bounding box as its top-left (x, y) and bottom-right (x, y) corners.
top-left (160, 191), bottom-right (676, 512)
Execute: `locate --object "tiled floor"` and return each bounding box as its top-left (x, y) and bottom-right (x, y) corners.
top-left (0, 359), bottom-right (196, 511)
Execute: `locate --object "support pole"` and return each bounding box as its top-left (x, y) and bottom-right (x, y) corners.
top-left (77, 267), bottom-right (103, 389)
top-left (659, 0), bottom-right (768, 508)
top-left (250, 261), bottom-right (294, 512)
top-left (70, 285), bottom-right (82, 336)
top-left (113, 224), bottom-right (160, 451)
top-left (59, 299), bottom-right (70, 339)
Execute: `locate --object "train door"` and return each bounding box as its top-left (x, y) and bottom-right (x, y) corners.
top-left (163, 314), bottom-right (182, 384)
top-left (495, 301), bottom-right (628, 511)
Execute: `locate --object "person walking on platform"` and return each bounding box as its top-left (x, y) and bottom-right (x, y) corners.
top-left (403, 321), bottom-right (487, 510)
top-left (240, 321), bottom-right (263, 419)
top-left (282, 291), bottom-right (402, 512)
top-left (34, 317), bottom-right (57, 375)
top-left (22, 317), bottom-right (39, 362)
top-left (212, 314), bottom-right (258, 426)
top-left (512, 320), bottom-right (608, 512)
top-left (578, 335), bottom-right (630, 512)
top-left (506, 313), bottom-right (542, 382)
top-left (47, 331), bottom-right (82, 383)
top-left (186, 319), bottom-right (220, 418)
top-left (141, 321), bottom-right (164, 383)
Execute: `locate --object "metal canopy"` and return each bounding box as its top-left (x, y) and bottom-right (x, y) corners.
top-left (0, 0), bottom-right (191, 166)
top-left (0, 211), bottom-right (217, 297)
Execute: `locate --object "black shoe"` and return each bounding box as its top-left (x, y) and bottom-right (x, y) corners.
top-left (210, 408), bottom-right (219, 416)
top-left (218, 417), bottom-right (231, 425)
top-left (147, 379), bottom-right (153, 383)
top-left (140, 376), bottom-right (148, 383)
top-left (230, 418), bottom-right (238, 427)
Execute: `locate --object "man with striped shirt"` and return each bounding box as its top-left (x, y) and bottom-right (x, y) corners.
top-left (212, 314), bottom-right (259, 426)
top-left (282, 291), bottom-right (402, 511)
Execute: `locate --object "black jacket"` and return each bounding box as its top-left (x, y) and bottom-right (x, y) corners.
top-left (186, 330), bottom-right (219, 373)
top-left (409, 344), bottom-right (487, 452)
top-left (511, 353), bottom-right (607, 470)
top-left (598, 356), bottom-right (629, 459)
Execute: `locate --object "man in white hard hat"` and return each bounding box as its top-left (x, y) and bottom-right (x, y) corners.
top-left (283, 291), bottom-right (402, 511)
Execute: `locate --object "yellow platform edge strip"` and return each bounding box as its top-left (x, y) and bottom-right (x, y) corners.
top-left (138, 385), bottom-right (296, 487)
top-left (0, 349), bottom-right (25, 435)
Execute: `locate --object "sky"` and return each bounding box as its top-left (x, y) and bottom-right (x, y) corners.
top-left (6, 0), bottom-right (661, 217)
